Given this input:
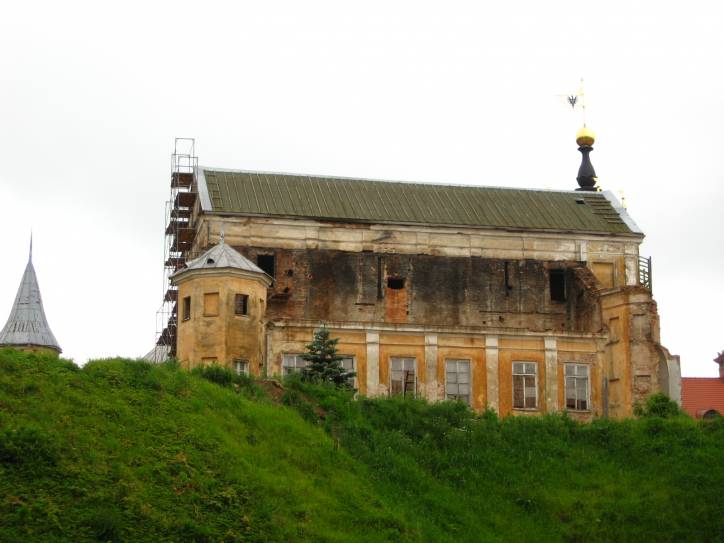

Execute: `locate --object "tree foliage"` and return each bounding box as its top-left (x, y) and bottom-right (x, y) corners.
top-left (301, 325), bottom-right (356, 388)
top-left (634, 392), bottom-right (684, 418)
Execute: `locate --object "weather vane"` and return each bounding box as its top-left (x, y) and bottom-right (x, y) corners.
top-left (563, 78), bottom-right (587, 126)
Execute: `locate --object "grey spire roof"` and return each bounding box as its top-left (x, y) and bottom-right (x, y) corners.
top-left (0, 244), bottom-right (61, 353)
top-left (172, 239), bottom-right (270, 281)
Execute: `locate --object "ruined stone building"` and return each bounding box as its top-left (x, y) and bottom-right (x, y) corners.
top-left (157, 131), bottom-right (680, 419)
top-left (0, 239), bottom-right (61, 355)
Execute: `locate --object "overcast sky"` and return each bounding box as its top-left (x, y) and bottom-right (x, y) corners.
top-left (1, 1), bottom-right (722, 376)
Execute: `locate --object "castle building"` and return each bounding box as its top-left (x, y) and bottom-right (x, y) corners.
top-left (158, 131), bottom-right (680, 419)
top-left (0, 240), bottom-right (61, 355)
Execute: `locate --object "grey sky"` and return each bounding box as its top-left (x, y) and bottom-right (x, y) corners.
top-left (1, 1), bottom-right (722, 376)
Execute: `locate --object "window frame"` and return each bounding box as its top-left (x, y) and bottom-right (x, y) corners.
top-left (339, 355), bottom-right (356, 387)
top-left (234, 359), bottom-right (250, 376)
top-left (390, 357), bottom-right (417, 398)
top-left (234, 293), bottom-right (249, 316)
top-left (512, 361), bottom-right (538, 410)
top-left (564, 363), bottom-right (591, 411)
top-left (445, 359), bottom-right (472, 405)
top-left (182, 296), bottom-right (191, 321)
top-left (282, 353), bottom-right (307, 376)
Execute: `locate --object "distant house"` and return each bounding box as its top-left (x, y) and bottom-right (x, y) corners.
top-left (681, 352), bottom-right (724, 419)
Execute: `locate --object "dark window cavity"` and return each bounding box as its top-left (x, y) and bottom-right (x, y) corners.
top-left (182, 296), bottom-right (191, 321)
top-left (235, 293), bottom-right (249, 316)
top-left (549, 269), bottom-right (566, 302)
top-left (387, 277), bottom-right (405, 290)
top-left (257, 254), bottom-right (275, 279)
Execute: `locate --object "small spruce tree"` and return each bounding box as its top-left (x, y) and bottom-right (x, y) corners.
top-left (301, 325), bottom-right (356, 388)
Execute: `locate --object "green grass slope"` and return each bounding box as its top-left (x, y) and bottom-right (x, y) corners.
top-left (1, 349), bottom-right (723, 542)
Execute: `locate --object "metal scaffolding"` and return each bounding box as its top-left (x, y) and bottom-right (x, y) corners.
top-left (154, 138), bottom-right (198, 361)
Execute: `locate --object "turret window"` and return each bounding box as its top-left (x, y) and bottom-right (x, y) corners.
top-left (182, 296), bottom-right (191, 321)
top-left (235, 294), bottom-right (249, 316)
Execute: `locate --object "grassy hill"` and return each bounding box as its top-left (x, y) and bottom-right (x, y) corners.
top-left (1, 349), bottom-right (722, 542)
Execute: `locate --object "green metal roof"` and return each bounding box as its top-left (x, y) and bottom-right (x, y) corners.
top-left (201, 169), bottom-right (637, 235)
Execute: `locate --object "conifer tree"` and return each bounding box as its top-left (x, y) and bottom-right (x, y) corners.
top-left (301, 325), bottom-right (356, 388)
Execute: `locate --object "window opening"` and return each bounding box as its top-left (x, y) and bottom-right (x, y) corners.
top-left (182, 296), bottom-right (191, 321)
top-left (282, 354), bottom-right (307, 376)
top-left (565, 364), bottom-right (590, 410)
top-left (387, 277), bottom-right (405, 289)
top-left (445, 359), bottom-right (471, 404)
top-left (257, 254), bottom-right (275, 279)
top-left (235, 293), bottom-right (249, 316)
top-left (504, 262), bottom-right (513, 294)
top-left (549, 269), bottom-right (566, 302)
top-left (513, 361), bottom-right (538, 409)
top-left (340, 356), bottom-right (356, 386)
top-left (234, 359), bottom-right (250, 376)
top-left (390, 357), bottom-right (416, 397)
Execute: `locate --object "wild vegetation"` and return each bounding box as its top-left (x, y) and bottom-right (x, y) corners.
top-left (1, 349), bottom-right (722, 542)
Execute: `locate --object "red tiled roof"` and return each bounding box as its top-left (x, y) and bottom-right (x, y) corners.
top-left (681, 378), bottom-right (724, 418)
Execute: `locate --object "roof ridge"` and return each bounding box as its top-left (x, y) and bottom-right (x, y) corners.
top-left (200, 165), bottom-right (603, 196)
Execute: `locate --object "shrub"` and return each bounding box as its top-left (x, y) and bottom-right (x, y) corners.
top-left (634, 393), bottom-right (684, 418)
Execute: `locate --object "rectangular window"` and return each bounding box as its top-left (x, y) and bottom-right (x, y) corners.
top-left (282, 354), bottom-right (307, 376)
top-left (234, 359), bottom-right (249, 376)
top-left (201, 357), bottom-right (217, 365)
top-left (390, 357), bottom-right (416, 398)
top-left (565, 364), bottom-right (590, 410)
top-left (182, 296), bottom-right (191, 321)
top-left (235, 293), bottom-right (249, 316)
top-left (513, 361), bottom-right (538, 409)
top-left (549, 269), bottom-right (566, 302)
top-left (340, 356), bottom-right (356, 386)
top-left (203, 292), bottom-right (219, 316)
top-left (445, 359), bottom-right (471, 404)
top-left (257, 254), bottom-right (276, 279)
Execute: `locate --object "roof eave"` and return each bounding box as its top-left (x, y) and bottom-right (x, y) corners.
top-left (197, 209), bottom-right (644, 239)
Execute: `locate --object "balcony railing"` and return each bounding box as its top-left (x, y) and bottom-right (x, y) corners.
top-left (639, 256), bottom-right (652, 290)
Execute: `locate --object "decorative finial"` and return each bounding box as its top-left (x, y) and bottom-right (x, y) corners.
top-left (220, 226), bottom-right (225, 244)
top-left (29, 231), bottom-right (33, 262)
top-left (565, 78), bottom-right (598, 191)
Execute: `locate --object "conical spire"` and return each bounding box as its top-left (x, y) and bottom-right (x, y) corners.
top-left (0, 239), bottom-right (61, 353)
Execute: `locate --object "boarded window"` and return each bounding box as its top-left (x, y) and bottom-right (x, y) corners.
top-left (257, 254), bottom-right (275, 279)
top-left (549, 270), bottom-right (566, 302)
top-left (182, 296), bottom-right (191, 321)
top-left (390, 357), bottom-right (416, 397)
top-left (282, 354), bottom-right (307, 376)
top-left (445, 359), bottom-right (471, 404)
top-left (565, 364), bottom-right (590, 410)
top-left (513, 361), bottom-right (537, 409)
top-left (235, 293), bottom-right (249, 316)
top-left (203, 292), bottom-right (219, 316)
top-left (234, 359), bottom-right (249, 376)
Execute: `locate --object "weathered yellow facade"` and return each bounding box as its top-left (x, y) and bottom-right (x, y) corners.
top-left (160, 163), bottom-right (680, 420)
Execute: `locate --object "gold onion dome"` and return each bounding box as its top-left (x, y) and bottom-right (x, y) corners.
top-left (576, 125), bottom-right (595, 147)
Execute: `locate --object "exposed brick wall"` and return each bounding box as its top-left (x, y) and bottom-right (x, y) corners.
top-left (236, 246), bottom-right (600, 333)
